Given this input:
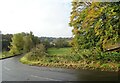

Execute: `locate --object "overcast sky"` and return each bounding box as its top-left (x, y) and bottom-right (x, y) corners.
top-left (0, 0), bottom-right (72, 38)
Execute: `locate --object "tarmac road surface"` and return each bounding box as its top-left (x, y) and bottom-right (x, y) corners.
top-left (0, 55), bottom-right (118, 81)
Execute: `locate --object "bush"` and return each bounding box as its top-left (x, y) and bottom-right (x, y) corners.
top-left (25, 44), bottom-right (48, 61)
top-left (99, 52), bottom-right (120, 62)
top-left (76, 48), bottom-right (120, 63)
top-left (72, 54), bottom-right (81, 62)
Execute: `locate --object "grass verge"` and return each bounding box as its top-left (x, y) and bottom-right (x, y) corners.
top-left (20, 48), bottom-right (120, 72)
top-left (0, 51), bottom-right (14, 59)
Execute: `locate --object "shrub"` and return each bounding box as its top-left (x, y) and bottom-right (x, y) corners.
top-left (76, 48), bottom-right (120, 63)
top-left (25, 44), bottom-right (48, 61)
top-left (100, 52), bottom-right (120, 62)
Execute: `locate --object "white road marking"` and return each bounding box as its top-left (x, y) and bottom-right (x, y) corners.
top-left (4, 67), bottom-right (10, 71)
top-left (30, 75), bottom-right (61, 81)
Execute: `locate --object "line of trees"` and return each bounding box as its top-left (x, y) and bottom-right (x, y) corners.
top-left (2, 34), bottom-right (13, 51)
top-left (9, 32), bottom-right (40, 55)
top-left (40, 37), bottom-right (72, 49)
top-left (2, 32), bottom-right (72, 55)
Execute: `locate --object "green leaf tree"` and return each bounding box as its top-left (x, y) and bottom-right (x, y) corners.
top-left (9, 33), bottom-right (24, 55)
top-left (9, 32), bottom-right (40, 55)
top-left (23, 35), bottom-right (33, 52)
top-left (69, 1), bottom-right (120, 52)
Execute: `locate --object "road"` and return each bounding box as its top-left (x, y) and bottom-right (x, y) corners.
top-left (0, 55), bottom-right (119, 81)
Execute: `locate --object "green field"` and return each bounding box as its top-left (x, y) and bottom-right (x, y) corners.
top-left (47, 48), bottom-right (71, 55)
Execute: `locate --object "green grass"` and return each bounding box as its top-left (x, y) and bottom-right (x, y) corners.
top-left (47, 47), bottom-right (71, 55)
top-left (0, 51), bottom-right (13, 59)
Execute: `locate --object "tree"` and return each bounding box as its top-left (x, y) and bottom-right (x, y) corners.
top-left (69, 1), bottom-right (120, 52)
top-left (29, 31), bottom-right (40, 46)
top-left (23, 35), bottom-right (33, 52)
top-left (53, 38), bottom-right (70, 48)
top-left (9, 33), bottom-right (24, 55)
top-left (43, 38), bottom-right (50, 49)
top-left (9, 32), bottom-right (40, 55)
top-left (2, 34), bottom-right (13, 51)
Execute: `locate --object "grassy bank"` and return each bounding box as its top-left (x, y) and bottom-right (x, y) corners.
top-left (20, 48), bottom-right (120, 72)
top-left (0, 51), bottom-right (14, 59)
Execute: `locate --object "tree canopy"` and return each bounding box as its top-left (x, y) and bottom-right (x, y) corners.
top-left (9, 32), bottom-right (40, 55)
top-left (2, 34), bottom-right (13, 51)
top-left (69, 1), bottom-right (120, 52)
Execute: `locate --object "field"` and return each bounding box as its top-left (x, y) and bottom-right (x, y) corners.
top-left (47, 47), bottom-right (71, 55)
